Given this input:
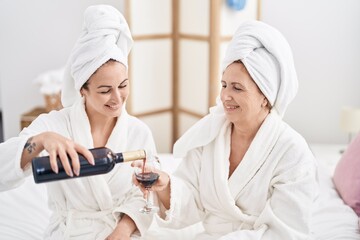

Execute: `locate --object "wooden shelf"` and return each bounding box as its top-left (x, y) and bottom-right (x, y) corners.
top-left (20, 107), bottom-right (48, 130)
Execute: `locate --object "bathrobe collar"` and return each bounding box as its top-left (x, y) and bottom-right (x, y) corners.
top-left (69, 98), bottom-right (129, 211)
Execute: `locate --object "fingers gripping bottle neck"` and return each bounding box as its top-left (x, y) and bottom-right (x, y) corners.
top-left (31, 147), bottom-right (146, 183)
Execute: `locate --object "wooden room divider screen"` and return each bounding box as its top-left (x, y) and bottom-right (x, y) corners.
top-left (124, 0), bottom-right (260, 153)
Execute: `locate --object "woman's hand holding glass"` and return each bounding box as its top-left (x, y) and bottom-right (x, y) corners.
top-left (132, 156), bottom-right (170, 213)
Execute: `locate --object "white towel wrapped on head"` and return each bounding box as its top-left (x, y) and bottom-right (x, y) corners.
top-left (174, 20), bottom-right (298, 158)
top-left (222, 20), bottom-right (298, 117)
top-left (61, 5), bottom-right (133, 107)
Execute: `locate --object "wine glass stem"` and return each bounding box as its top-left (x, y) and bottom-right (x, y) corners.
top-left (145, 188), bottom-right (150, 209)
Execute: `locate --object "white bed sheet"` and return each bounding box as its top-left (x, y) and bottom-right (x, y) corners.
top-left (0, 154), bottom-right (358, 239)
top-left (0, 176), bottom-right (50, 240)
top-left (310, 160), bottom-right (359, 239)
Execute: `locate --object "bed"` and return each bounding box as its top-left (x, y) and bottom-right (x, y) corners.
top-left (0, 150), bottom-right (359, 239)
top-left (309, 144), bottom-right (359, 239)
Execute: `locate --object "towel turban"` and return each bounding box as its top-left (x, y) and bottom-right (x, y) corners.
top-left (173, 20), bottom-right (298, 157)
top-left (222, 20), bottom-right (298, 117)
top-left (61, 5), bottom-right (133, 107)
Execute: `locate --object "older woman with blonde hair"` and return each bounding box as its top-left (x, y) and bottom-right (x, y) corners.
top-left (135, 20), bottom-right (318, 240)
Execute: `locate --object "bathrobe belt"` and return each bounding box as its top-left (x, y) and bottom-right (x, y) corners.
top-left (61, 208), bottom-right (114, 238)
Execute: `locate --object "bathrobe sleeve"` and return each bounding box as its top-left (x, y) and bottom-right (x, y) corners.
top-left (0, 134), bottom-right (32, 190)
top-left (0, 111), bottom-right (68, 191)
top-left (156, 147), bottom-right (205, 228)
top-left (219, 144), bottom-right (318, 240)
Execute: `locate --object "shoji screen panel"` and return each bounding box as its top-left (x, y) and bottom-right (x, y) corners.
top-left (178, 0), bottom-right (213, 138)
top-left (125, 0), bottom-right (261, 153)
top-left (126, 0), bottom-right (173, 153)
top-left (178, 40), bottom-right (209, 116)
top-left (179, 114), bottom-right (201, 137)
top-left (179, 0), bottom-right (209, 36)
top-left (140, 113), bottom-right (173, 154)
top-left (129, 0), bottom-right (172, 35)
top-left (130, 40), bottom-right (172, 113)
top-left (177, 0), bottom-right (261, 139)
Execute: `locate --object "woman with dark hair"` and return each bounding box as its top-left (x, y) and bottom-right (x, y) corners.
top-left (0, 5), bottom-right (156, 240)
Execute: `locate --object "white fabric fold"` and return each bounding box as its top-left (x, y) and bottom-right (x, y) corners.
top-left (173, 97), bottom-right (226, 158)
top-left (159, 111), bottom-right (317, 239)
top-left (44, 98), bottom-right (156, 239)
top-left (61, 5), bottom-right (133, 107)
top-left (199, 112), bottom-right (283, 228)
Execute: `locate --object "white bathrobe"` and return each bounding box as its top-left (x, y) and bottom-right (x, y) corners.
top-left (156, 112), bottom-right (318, 239)
top-left (0, 99), bottom-right (156, 239)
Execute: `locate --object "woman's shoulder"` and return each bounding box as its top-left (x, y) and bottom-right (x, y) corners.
top-left (27, 108), bottom-right (71, 128)
top-left (275, 122), bottom-right (315, 165)
top-left (271, 124), bottom-right (317, 180)
top-left (279, 122), bottom-right (309, 150)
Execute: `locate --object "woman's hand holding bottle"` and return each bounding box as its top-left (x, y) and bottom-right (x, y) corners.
top-left (21, 131), bottom-right (94, 177)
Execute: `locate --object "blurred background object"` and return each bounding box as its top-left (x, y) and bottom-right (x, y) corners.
top-left (226, 0), bottom-right (247, 11)
top-left (33, 67), bottom-right (64, 112)
top-left (340, 106), bottom-right (360, 144)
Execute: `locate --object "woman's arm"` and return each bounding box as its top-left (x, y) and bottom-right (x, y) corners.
top-left (220, 151), bottom-right (317, 240)
top-left (133, 148), bottom-right (204, 229)
top-left (20, 131), bottom-right (94, 177)
top-left (20, 134), bottom-right (46, 169)
top-left (105, 214), bottom-right (136, 240)
top-left (0, 110), bottom-right (95, 190)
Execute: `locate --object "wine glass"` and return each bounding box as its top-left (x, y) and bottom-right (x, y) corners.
top-left (134, 156), bottom-right (160, 214)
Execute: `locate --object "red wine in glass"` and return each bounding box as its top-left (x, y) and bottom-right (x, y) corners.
top-left (135, 172), bottom-right (159, 188)
top-left (134, 160), bottom-right (160, 214)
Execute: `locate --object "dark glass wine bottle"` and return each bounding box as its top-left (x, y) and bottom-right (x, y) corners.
top-left (31, 147), bottom-right (146, 184)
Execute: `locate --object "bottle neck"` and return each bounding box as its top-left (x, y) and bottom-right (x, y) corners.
top-left (114, 153), bottom-right (124, 163)
top-left (114, 150), bottom-right (146, 163)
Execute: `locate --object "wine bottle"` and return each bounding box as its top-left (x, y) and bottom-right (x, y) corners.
top-left (32, 147), bottom-right (146, 184)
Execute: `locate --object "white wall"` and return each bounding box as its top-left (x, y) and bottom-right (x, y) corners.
top-left (261, 0), bottom-right (360, 144)
top-left (0, 0), bottom-right (123, 140)
top-left (1, 0), bottom-right (359, 146)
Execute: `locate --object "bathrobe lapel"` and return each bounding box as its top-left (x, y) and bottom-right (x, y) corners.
top-left (201, 122), bottom-right (245, 221)
top-left (202, 112), bottom-right (283, 220)
top-left (69, 99), bottom-right (129, 211)
top-left (228, 112), bottom-right (282, 199)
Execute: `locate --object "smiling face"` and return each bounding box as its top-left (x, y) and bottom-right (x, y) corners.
top-left (80, 60), bottom-right (129, 119)
top-left (220, 61), bottom-right (270, 127)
